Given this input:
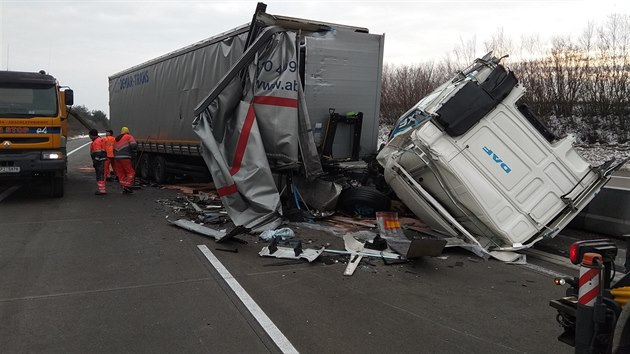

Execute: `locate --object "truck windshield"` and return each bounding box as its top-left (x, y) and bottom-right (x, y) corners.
top-left (0, 85), bottom-right (58, 117)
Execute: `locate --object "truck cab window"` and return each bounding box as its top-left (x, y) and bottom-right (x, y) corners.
top-left (0, 86), bottom-right (58, 117)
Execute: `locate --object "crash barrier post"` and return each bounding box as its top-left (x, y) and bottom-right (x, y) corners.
top-left (575, 252), bottom-right (603, 354)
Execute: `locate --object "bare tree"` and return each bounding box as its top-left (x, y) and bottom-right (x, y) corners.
top-left (484, 27), bottom-right (513, 60)
top-left (380, 62), bottom-right (444, 124)
top-left (380, 14), bottom-right (630, 143)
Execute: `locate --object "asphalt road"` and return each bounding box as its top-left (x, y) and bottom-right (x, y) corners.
top-left (0, 137), bottom-right (575, 353)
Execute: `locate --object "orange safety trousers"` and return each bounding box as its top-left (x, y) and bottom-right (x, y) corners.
top-left (114, 159), bottom-right (135, 188)
top-left (104, 158), bottom-right (115, 177)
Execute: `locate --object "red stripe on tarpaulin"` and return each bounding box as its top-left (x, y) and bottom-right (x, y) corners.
top-left (217, 183), bottom-right (238, 197)
top-left (227, 96), bottom-right (298, 176)
top-left (253, 95), bottom-right (298, 108)
top-left (229, 103), bottom-right (257, 176)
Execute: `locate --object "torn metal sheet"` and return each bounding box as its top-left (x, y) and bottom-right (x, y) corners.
top-left (259, 246), bottom-right (324, 262)
top-left (169, 219), bottom-right (226, 241)
top-left (192, 27), bottom-right (286, 233)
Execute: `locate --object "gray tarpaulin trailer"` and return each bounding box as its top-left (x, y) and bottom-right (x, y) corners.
top-left (108, 8), bottom-right (384, 184)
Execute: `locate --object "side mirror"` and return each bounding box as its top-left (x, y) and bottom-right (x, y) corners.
top-left (64, 89), bottom-right (74, 106)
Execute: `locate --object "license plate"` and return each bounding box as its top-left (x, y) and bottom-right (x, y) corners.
top-left (0, 166), bottom-right (20, 173)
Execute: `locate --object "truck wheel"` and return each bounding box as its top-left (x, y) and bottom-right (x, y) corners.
top-left (137, 153), bottom-right (152, 180)
top-left (151, 155), bottom-right (173, 184)
top-left (50, 176), bottom-right (64, 198)
top-left (337, 186), bottom-right (391, 217)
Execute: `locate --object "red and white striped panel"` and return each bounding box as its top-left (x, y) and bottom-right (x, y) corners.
top-left (578, 266), bottom-right (600, 306)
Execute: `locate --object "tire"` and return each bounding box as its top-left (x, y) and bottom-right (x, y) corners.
top-left (50, 175), bottom-right (64, 198)
top-left (151, 155), bottom-right (173, 184)
top-left (137, 153), bottom-right (152, 180)
top-left (337, 186), bottom-right (391, 217)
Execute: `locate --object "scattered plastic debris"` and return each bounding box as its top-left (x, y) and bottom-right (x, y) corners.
top-left (260, 228), bottom-right (296, 241)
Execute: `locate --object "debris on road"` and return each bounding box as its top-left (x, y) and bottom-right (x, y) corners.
top-left (259, 237), bottom-right (324, 263)
top-left (260, 228), bottom-right (295, 241)
top-left (156, 50), bottom-right (625, 276)
top-left (169, 219), bottom-right (226, 241)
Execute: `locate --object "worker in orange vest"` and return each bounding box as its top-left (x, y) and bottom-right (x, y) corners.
top-left (113, 126), bottom-right (138, 194)
top-left (103, 129), bottom-right (116, 180)
top-left (89, 129), bottom-right (107, 195)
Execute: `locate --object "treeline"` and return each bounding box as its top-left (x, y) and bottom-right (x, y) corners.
top-left (380, 14), bottom-right (630, 144)
top-left (67, 105), bottom-right (109, 136)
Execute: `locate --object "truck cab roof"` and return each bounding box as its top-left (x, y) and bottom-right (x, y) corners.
top-left (0, 71), bottom-right (57, 86)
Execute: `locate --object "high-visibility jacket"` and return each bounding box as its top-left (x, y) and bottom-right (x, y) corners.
top-left (90, 137), bottom-right (107, 161)
top-left (114, 133), bottom-right (137, 159)
top-left (104, 135), bottom-right (115, 158)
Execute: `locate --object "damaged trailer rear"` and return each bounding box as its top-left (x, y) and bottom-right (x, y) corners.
top-left (108, 5), bottom-right (384, 184)
top-left (377, 53), bottom-right (624, 257)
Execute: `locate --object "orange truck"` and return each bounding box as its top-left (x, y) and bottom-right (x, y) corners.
top-left (0, 70), bottom-right (73, 197)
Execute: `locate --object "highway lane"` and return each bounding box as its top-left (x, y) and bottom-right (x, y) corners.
top-left (0, 137), bottom-right (92, 200)
top-left (0, 137), bottom-right (576, 353)
top-left (0, 137), bottom-right (280, 353)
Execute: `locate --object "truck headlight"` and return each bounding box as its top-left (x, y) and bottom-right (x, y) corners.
top-left (42, 151), bottom-right (64, 160)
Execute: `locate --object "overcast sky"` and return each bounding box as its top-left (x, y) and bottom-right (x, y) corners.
top-left (1, 0), bottom-right (628, 117)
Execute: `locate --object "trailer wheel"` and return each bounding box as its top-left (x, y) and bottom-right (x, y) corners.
top-left (151, 155), bottom-right (173, 184)
top-left (50, 175), bottom-right (64, 198)
top-left (137, 153), bottom-right (152, 180)
top-left (337, 186), bottom-right (390, 217)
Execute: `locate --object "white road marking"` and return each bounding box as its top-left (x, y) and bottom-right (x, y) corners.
top-left (520, 262), bottom-right (569, 278)
top-left (67, 141), bottom-right (91, 156)
top-left (197, 244), bottom-right (299, 354)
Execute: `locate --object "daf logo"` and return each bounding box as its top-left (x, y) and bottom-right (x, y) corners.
top-left (482, 146), bottom-right (512, 174)
top-left (2, 140), bottom-right (10, 149)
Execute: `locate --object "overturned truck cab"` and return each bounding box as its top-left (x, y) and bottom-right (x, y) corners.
top-left (377, 53), bottom-right (623, 256)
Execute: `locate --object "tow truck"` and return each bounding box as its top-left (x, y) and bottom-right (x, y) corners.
top-left (550, 239), bottom-right (630, 353)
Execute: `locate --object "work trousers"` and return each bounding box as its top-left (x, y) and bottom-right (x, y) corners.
top-left (104, 157), bottom-right (115, 177)
top-left (93, 159), bottom-right (106, 193)
top-left (114, 158), bottom-right (135, 189)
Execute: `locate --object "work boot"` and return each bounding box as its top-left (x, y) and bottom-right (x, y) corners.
top-left (95, 191), bottom-right (107, 195)
top-left (122, 187), bottom-right (134, 194)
